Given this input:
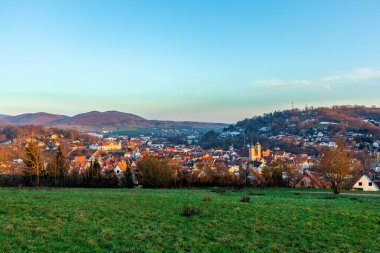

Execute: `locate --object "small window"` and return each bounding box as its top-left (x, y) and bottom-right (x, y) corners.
top-left (359, 182), bottom-right (362, 186)
top-left (369, 182), bottom-right (372, 186)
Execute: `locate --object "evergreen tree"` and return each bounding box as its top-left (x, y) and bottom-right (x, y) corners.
top-left (47, 147), bottom-right (67, 186)
top-left (124, 168), bottom-right (135, 188)
top-left (55, 146), bottom-right (67, 186)
top-left (47, 146), bottom-right (67, 186)
top-left (87, 158), bottom-right (101, 186)
top-left (23, 140), bottom-right (43, 187)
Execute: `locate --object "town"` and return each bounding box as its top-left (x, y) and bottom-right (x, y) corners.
top-left (1, 117), bottom-right (379, 191)
top-left (1, 0), bottom-right (380, 251)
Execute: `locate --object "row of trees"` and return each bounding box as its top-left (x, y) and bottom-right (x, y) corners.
top-left (0, 142), bottom-right (109, 187)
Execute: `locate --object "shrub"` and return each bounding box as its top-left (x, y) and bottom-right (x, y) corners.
top-left (203, 195), bottom-right (212, 202)
top-left (6, 225), bottom-right (14, 232)
top-left (293, 192), bottom-right (301, 195)
top-left (181, 205), bottom-right (200, 217)
top-left (137, 156), bottom-right (174, 188)
top-left (240, 196), bottom-right (250, 203)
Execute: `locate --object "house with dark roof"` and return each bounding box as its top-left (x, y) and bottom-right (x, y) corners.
top-left (295, 171), bottom-right (329, 189)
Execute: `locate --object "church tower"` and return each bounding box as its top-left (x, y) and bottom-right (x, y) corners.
top-left (249, 142), bottom-right (262, 161)
top-left (249, 144), bottom-right (256, 160)
top-left (257, 142), bottom-right (262, 159)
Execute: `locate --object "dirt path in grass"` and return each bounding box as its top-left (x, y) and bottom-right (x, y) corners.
top-left (299, 192), bottom-right (380, 198)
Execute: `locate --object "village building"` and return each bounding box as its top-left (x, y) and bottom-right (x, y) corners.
top-left (295, 171), bottom-right (329, 189)
top-left (101, 141), bottom-right (122, 151)
top-left (349, 172), bottom-right (379, 191)
top-left (249, 142), bottom-right (262, 161)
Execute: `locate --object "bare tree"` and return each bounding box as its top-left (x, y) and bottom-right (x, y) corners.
top-left (267, 159), bottom-right (301, 187)
top-left (318, 144), bottom-right (360, 194)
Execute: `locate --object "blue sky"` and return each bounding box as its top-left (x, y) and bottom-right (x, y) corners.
top-left (0, 0), bottom-right (379, 123)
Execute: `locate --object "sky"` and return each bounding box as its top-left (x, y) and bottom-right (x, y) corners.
top-left (0, 0), bottom-right (379, 123)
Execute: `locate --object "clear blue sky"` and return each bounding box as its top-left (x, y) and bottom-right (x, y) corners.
top-left (0, 0), bottom-right (379, 123)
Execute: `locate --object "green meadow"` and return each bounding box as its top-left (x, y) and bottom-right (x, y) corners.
top-left (0, 188), bottom-right (379, 252)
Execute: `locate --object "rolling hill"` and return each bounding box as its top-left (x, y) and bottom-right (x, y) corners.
top-left (52, 111), bottom-right (149, 130)
top-left (200, 105), bottom-right (380, 151)
top-left (230, 105), bottom-right (380, 137)
top-left (6, 113), bottom-right (68, 126)
top-left (0, 111), bottom-right (227, 131)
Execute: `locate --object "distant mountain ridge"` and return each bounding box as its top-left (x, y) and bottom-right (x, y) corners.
top-left (0, 111), bottom-right (227, 131)
top-left (6, 113), bottom-right (68, 126)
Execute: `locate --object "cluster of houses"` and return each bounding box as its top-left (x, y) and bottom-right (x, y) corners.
top-left (1, 129), bottom-right (379, 191)
top-left (224, 120), bottom-right (380, 152)
top-left (65, 135), bottom-right (380, 190)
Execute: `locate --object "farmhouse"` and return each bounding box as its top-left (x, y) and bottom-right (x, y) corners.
top-left (349, 173), bottom-right (379, 191)
top-left (295, 171), bottom-right (329, 189)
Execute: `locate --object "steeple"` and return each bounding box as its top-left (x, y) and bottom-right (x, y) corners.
top-left (249, 143), bottom-right (256, 160)
top-left (256, 142), bottom-right (262, 159)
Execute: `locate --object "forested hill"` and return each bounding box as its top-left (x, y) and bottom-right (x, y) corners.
top-left (231, 105), bottom-right (380, 137)
top-left (201, 105), bottom-right (380, 153)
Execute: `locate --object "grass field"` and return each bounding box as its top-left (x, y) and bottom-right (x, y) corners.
top-left (0, 188), bottom-right (379, 252)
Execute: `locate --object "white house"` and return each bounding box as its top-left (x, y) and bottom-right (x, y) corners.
top-left (89, 144), bottom-right (102, 151)
top-left (351, 173), bottom-right (379, 191)
top-left (113, 166), bottom-right (125, 180)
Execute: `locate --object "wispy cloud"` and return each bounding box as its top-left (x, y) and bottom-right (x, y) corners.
top-left (322, 68), bottom-right (380, 82)
top-left (320, 75), bottom-right (341, 82)
top-left (253, 68), bottom-right (380, 90)
top-left (253, 79), bottom-right (310, 88)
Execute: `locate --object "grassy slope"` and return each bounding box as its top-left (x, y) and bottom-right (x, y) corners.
top-left (0, 188), bottom-right (379, 253)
